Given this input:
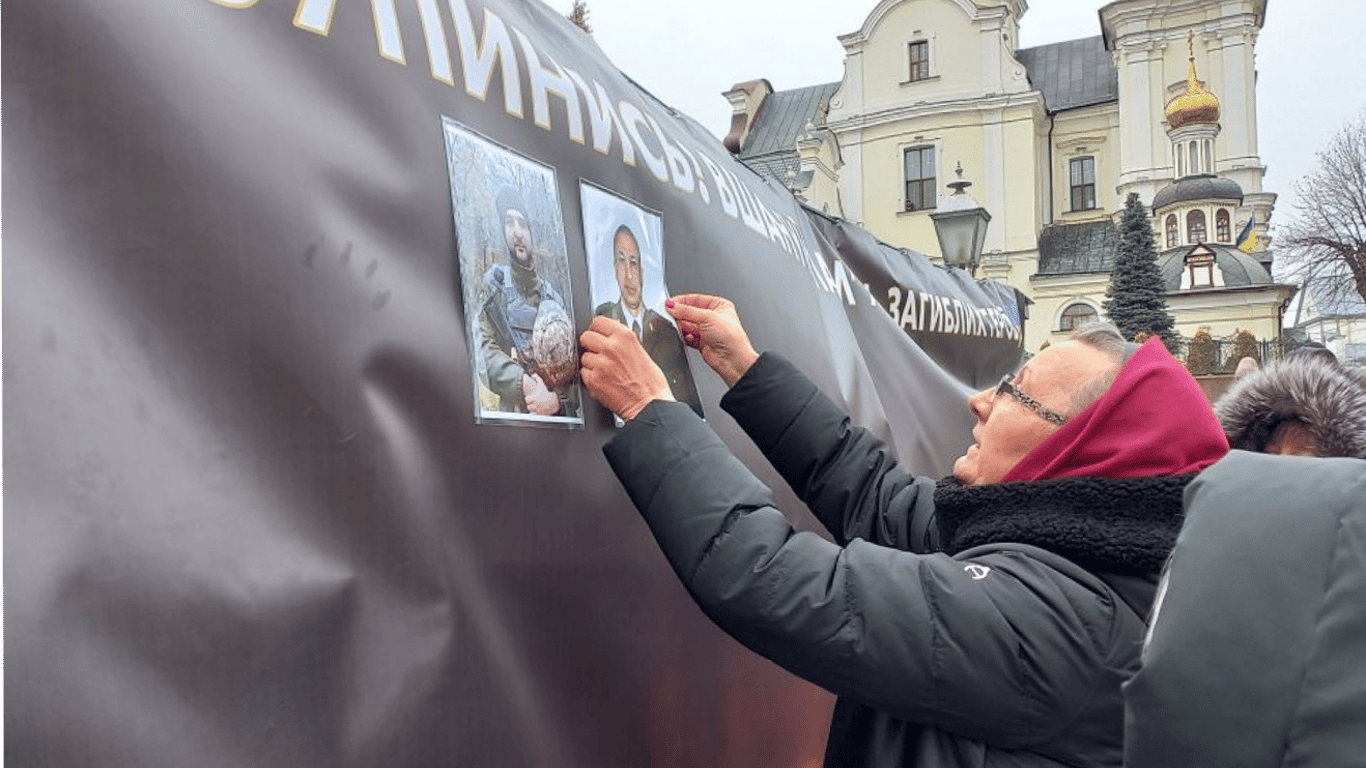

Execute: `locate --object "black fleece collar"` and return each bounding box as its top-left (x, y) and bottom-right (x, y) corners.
top-left (933, 474), bottom-right (1195, 575)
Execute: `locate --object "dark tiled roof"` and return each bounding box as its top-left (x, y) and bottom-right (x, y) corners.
top-left (1036, 220), bottom-right (1118, 275)
top-left (1157, 244), bottom-right (1273, 291)
top-left (739, 82), bottom-right (840, 159)
top-left (742, 153), bottom-right (800, 187)
top-left (1015, 36), bottom-right (1118, 113)
top-left (1152, 174), bottom-right (1244, 210)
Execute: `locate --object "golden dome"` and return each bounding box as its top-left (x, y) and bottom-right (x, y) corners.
top-left (1165, 51), bottom-right (1220, 130)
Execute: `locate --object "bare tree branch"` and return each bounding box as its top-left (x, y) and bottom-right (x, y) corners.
top-left (1279, 111), bottom-right (1366, 305)
top-left (567, 0), bottom-right (592, 34)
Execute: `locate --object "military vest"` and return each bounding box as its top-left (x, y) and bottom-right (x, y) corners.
top-left (484, 264), bottom-right (561, 358)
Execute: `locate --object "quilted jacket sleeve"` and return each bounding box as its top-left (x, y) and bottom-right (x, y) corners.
top-left (604, 400), bottom-right (1121, 747)
top-left (719, 352), bottom-right (939, 553)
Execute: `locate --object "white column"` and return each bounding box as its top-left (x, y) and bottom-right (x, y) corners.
top-left (983, 108), bottom-right (1006, 253)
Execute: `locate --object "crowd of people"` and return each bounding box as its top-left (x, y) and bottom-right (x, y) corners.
top-left (577, 294), bottom-right (1365, 768)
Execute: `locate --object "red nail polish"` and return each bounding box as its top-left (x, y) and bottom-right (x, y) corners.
top-left (665, 299), bottom-right (675, 308)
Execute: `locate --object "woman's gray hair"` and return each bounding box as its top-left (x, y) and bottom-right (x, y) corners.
top-left (1063, 321), bottom-right (1131, 416)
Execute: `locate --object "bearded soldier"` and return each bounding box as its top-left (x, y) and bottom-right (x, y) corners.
top-left (477, 187), bottom-right (580, 417)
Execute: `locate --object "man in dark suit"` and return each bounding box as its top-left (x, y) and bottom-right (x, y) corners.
top-left (593, 225), bottom-right (703, 417)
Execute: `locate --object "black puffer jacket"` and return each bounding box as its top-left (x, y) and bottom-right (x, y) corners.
top-left (1216, 358), bottom-right (1366, 458)
top-left (604, 354), bottom-right (1188, 768)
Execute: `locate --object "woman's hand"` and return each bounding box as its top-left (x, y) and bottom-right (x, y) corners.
top-left (666, 294), bottom-right (759, 388)
top-left (579, 316), bottom-right (673, 421)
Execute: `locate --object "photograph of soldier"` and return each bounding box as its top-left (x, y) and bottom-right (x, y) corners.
top-left (581, 182), bottom-right (703, 420)
top-left (443, 118), bottom-right (582, 427)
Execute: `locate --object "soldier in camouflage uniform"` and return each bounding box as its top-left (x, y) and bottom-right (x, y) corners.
top-left (476, 187), bottom-right (581, 417)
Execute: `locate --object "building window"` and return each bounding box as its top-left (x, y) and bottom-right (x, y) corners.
top-left (1189, 141), bottom-right (1199, 175)
top-left (908, 41), bottom-right (930, 82)
top-left (1216, 209), bottom-right (1231, 242)
top-left (1059, 302), bottom-right (1098, 331)
top-left (1166, 215), bottom-right (1179, 248)
top-left (1186, 251), bottom-right (1216, 288)
top-left (1187, 210), bottom-right (1207, 243)
top-left (1069, 157), bottom-right (1096, 211)
top-left (903, 146), bottom-right (936, 212)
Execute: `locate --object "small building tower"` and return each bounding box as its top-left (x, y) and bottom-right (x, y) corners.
top-left (1148, 41), bottom-right (1294, 356)
top-left (1165, 33), bottom-right (1221, 179)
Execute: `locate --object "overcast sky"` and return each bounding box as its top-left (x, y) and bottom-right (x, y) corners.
top-left (545, 0), bottom-right (1365, 235)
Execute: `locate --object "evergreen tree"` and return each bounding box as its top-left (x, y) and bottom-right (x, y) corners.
top-left (1104, 192), bottom-right (1177, 349)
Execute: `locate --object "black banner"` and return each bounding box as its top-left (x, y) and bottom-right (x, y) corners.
top-left (4, 1), bottom-right (1023, 765)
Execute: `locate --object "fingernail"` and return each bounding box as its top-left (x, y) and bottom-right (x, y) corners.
top-left (665, 300), bottom-right (675, 308)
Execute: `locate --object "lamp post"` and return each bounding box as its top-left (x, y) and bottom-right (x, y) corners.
top-left (930, 163), bottom-right (991, 276)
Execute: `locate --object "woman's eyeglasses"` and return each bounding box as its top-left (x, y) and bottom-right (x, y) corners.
top-left (994, 374), bottom-right (1069, 427)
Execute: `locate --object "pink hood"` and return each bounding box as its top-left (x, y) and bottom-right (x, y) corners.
top-left (1003, 338), bottom-right (1228, 482)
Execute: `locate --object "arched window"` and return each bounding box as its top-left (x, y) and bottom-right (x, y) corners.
top-left (1189, 141), bottom-right (1199, 174)
top-left (1216, 209), bottom-right (1231, 242)
top-left (1187, 210), bottom-right (1207, 243)
top-left (1059, 302), bottom-right (1098, 332)
top-left (1175, 146), bottom-right (1184, 178)
top-left (1166, 215), bottom-right (1179, 248)
top-left (1204, 140), bottom-right (1214, 172)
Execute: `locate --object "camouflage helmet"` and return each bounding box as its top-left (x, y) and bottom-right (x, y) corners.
top-left (529, 299), bottom-right (577, 389)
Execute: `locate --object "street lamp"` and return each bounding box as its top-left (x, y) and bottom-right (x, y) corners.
top-left (931, 163), bottom-right (991, 276)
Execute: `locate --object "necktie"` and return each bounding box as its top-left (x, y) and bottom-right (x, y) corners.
top-left (632, 319), bottom-right (641, 341)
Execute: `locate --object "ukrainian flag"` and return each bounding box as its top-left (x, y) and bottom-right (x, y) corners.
top-left (1236, 216), bottom-right (1257, 253)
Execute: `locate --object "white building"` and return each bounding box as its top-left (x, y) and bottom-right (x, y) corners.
top-left (1288, 278), bottom-right (1366, 367)
top-left (724, 0), bottom-right (1295, 353)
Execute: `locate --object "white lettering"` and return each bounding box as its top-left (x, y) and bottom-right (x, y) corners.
top-left (731, 174), bottom-right (769, 237)
top-left (416, 0), bottom-right (454, 85)
top-left (656, 119), bottom-right (696, 193)
top-left (373, 0), bottom-right (405, 64)
top-left (566, 70), bottom-right (631, 163)
top-left (832, 259), bottom-right (859, 307)
top-left (448, 0), bottom-right (524, 118)
top-left (619, 101), bottom-right (668, 182)
top-left (514, 31), bottom-right (584, 144)
top-left (887, 287), bottom-right (904, 325)
top-left (699, 154), bottom-right (738, 218)
top-left (294, 0), bottom-right (337, 34)
top-left (804, 248), bottom-right (838, 295)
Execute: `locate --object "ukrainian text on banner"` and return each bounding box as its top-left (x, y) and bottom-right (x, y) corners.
top-left (3, 0), bottom-right (1023, 765)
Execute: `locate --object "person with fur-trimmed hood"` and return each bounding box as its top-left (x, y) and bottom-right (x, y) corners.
top-left (1215, 352), bottom-right (1366, 458)
top-left (1123, 353), bottom-right (1366, 767)
top-left (578, 293), bottom-right (1229, 768)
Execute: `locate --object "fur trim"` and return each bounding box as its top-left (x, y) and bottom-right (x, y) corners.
top-left (933, 474), bottom-right (1193, 575)
top-left (1216, 361), bottom-right (1366, 458)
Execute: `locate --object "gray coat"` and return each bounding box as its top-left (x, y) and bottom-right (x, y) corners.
top-left (604, 353), bottom-right (1187, 768)
top-left (1124, 451), bottom-right (1366, 767)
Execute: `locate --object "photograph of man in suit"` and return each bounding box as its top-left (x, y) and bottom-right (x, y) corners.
top-left (593, 224), bottom-right (703, 417)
